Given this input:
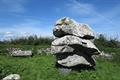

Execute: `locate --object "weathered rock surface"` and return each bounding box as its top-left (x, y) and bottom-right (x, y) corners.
top-left (11, 50), bottom-right (32, 56)
top-left (51, 45), bottom-right (74, 54)
top-left (52, 35), bottom-right (100, 55)
top-left (37, 48), bottom-right (51, 55)
top-left (7, 48), bottom-right (32, 57)
top-left (51, 17), bottom-right (100, 71)
top-left (57, 54), bottom-right (95, 67)
top-left (53, 17), bottom-right (94, 39)
top-left (94, 51), bottom-right (113, 60)
top-left (2, 74), bottom-right (20, 80)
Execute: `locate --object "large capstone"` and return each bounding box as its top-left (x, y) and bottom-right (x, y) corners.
top-left (53, 17), bottom-right (95, 39)
top-left (51, 17), bottom-right (100, 72)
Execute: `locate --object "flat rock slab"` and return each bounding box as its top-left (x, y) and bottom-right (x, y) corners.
top-left (52, 35), bottom-right (100, 55)
top-left (57, 54), bottom-right (96, 67)
top-left (11, 50), bottom-right (32, 57)
top-left (51, 45), bottom-right (74, 54)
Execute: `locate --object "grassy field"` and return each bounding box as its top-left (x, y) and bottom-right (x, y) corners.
top-left (0, 45), bottom-right (120, 80)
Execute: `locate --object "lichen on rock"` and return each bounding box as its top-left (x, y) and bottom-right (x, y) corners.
top-left (51, 17), bottom-right (100, 72)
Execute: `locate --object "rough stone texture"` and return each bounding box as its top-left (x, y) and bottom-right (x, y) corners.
top-left (7, 48), bottom-right (32, 57)
top-left (55, 52), bottom-right (96, 67)
top-left (53, 17), bottom-right (94, 39)
top-left (37, 48), bottom-right (51, 55)
top-left (11, 51), bottom-right (32, 56)
top-left (51, 17), bottom-right (100, 71)
top-left (11, 50), bottom-right (32, 56)
top-left (2, 74), bottom-right (20, 80)
top-left (58, 54), bottom-right (91, 67)
top-left (52, 35), bottom-right (100, 55)
top-left (94, 51), bottom-right (113, 60)
top-left (51, 45), bottom-right (74, 54)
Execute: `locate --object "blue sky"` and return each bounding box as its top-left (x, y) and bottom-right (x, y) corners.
top-left (0, 0), bottom-right (120, 40)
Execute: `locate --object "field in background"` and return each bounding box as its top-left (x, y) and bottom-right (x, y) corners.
top-left (0, 34), bottom-right (120, 80)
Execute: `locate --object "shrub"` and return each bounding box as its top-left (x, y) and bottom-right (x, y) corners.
top-left (94, 34), bottom-right (120, 49)
top-left (0, 35), bottom-right (53, 45)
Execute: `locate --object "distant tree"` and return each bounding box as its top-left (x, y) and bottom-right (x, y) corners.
top-left (4, 35), bottom-right (54, 45)
top-left (95, 34), bottom-right (120, 48)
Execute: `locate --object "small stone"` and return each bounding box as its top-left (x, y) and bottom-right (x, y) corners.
top-left (2, 74), bottom-right (20, 80)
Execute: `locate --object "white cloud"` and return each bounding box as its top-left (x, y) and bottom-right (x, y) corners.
top-left (5, 32), bottom-right (13, 35)
top-left (0, 18), bottom-right (53, 40)
top-left (1, 31), bottom-right (14, 41)
top-left (66, 0), bottom-right (96, 16)
top-left (4, 31), bottom-right (13, 37)
top-left (65, 0), bottom-right (120, 35)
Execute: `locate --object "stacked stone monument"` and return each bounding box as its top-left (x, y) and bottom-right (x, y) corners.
top-left (51, 17), bottom-right (100, 71)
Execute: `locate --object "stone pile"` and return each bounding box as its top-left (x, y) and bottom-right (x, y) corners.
top-left (51, 17), bottom-right (100, 71)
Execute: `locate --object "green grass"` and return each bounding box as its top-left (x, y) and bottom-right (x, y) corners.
top-left (0, 44), bottom-right (50, 56)
top-left (0, 54), bottom-right (120, 80)
top-left (0, 44), bottom-right (120, 80)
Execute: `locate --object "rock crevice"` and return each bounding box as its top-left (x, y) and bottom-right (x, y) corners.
top-left (51, 17), bottom-right (100, 71)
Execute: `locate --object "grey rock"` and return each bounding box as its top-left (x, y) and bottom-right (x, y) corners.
top-left (52, 35), bottom-right (100, 55)
top-left (37, 48), bottom-right (51, 55)
top-left (52, 17), bottom-right (100, 69)
top-left (51, 45), bottom-right (74, 54)
top-left (11, 50), bottom-right (32, 57)
top-left (2, 74), bottom-right (20, 80)
top-left (95, 51), bottom-right (113, 60)
top-left (53, 17), bottom-right (94, 39)
top-left (51, 45), bottom-right (100, 55)
top-left (7, 48), bottom-right (32, 57)
top-left (57, 54), bottom-right (95, 67)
